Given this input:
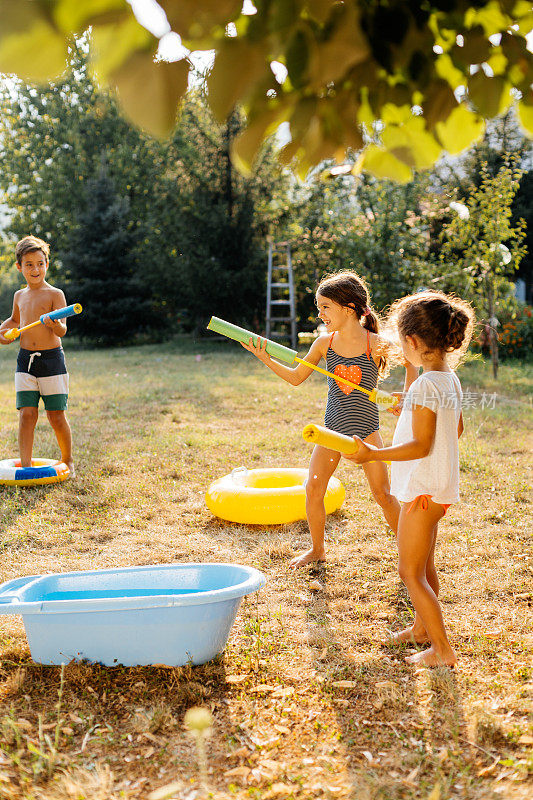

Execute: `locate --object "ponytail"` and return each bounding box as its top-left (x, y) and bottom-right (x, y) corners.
top-left (445, 307), bottom-right (471, 352)
top-left (362, 306), bottom-right (379, 334)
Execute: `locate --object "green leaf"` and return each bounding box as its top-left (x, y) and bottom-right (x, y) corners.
top-left (435, 53), bottom-right (465, 89)
top-left (0, 20), bottom-right (67, 82)
top-left (207, 38), bottom-right (268, 121)
top-left (286, 27), bottom-right (311, 89)
top-left (54, 0), bottom-right (129, 32)
top-left (308, 3), bottom-right (370, 87)
top-left (468, 71), bottom-right (512, 118)
top-left (464, 1), bottom-right (511, 36)
top-left (360, 144), bottom-right (412, 183)
top-left (517, 99), bottom-right (533, 136)
top-left (0, 0), bottom-right (45, 37)
top-left (232, 104), bottom-right (291, 173)
top-left (161, 0), bottom-right (242, 40)
top-left (461, 26), bottom-right (491, 64)
top-left (381, 117), bottom-right (442, 169)
top-left (381, 104), bottom-right (412, 125)
top-left (305, 0), bottom-right (336, 24)
top-left (435, 104), bottom-right (485, 155)
top-left (111, 54), bottom-right (189, 137)
top-left (90, 16), bottom-right (154, 83)
top-left (422, 79), bottom-right (458, 129)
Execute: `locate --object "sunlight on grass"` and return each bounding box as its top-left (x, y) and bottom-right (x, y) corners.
top-left (0, 340), bottom-right (531, 799)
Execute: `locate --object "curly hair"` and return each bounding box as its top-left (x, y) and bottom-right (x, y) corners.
top-left (388, 291), bottom-right (475, 367)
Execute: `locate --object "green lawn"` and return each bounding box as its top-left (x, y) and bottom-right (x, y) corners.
top-left (0, 338), bottom-right (531, 800)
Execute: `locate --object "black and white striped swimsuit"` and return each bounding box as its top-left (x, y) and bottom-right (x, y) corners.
top-left (324, 331), bottom-right (380, 439)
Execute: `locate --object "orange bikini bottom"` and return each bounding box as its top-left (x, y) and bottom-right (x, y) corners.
top-left (406, 494), bottom-right (451, 515)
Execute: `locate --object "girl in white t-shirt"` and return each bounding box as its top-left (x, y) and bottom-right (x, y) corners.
top-left (347, 291), bottom-right (474, 667)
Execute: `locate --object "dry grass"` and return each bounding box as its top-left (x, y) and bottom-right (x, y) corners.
top-left (0, 339), bottom-right (531, 800)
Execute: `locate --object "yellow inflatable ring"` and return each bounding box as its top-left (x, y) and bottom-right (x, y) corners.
top-left (0, 458), bottom-right (70, 486)
top-left (205, 467), bottom-right (345, 525)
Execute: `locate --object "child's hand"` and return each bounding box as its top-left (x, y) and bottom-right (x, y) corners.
top-left (42, 315), bottom-right (56, 330)
top-left (0, 330), bottom-right (15, 345)
top-left (387, 392), bottom-right (404, 416)
top-left (344, 436), bottom-right (378, 463)
top-left (240, 336), bottom-right (270, 363)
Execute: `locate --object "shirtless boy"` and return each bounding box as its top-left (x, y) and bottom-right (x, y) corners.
top-left (0, 236), bottom-right (75, 476)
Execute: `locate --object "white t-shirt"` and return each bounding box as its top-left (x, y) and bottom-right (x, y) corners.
top-left (390, 371), bottom-right (463, 505)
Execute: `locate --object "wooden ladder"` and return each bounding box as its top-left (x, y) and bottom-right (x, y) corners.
top-left (266, 241), bottom-right (297, 349)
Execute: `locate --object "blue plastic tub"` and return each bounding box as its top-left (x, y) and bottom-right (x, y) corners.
top-left (0, 563), bottom-right (266, 666)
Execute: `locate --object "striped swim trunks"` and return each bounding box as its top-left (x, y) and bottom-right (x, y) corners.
top-left (15, 347), bottom-right (69, 411)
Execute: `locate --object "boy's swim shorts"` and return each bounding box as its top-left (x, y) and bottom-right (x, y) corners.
top-left (15, 347), bottom-right (69, 411)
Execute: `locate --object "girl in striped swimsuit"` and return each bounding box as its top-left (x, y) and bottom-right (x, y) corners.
top-left (243, 271), bottom-right (418, 568)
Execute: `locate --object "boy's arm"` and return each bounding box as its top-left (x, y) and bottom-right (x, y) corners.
top-left (42, 290), bottom-right (68, 337)
top-left (241, 335), bottom-right (327, 386)
top-left (0, 293), bottom-right (21, 344)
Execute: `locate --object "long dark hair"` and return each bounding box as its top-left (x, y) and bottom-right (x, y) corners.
top-left (317, 270), bottom-right (387, 375)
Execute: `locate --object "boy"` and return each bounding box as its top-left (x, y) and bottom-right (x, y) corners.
top-left (0, 235), bottom-right (75, 476)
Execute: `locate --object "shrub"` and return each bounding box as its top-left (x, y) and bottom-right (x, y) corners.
top-left (474, 302), bottom-right (533, 361)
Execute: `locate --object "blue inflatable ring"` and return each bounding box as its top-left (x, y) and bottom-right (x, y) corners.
top-left (0, 458), bottom-right (70, 486)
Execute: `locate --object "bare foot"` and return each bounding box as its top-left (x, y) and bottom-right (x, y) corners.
top-left (405, 646), bottom-right (457, 667)
top-left (289, 549), bottom-right (325, 569)
top-left (65, 459), bottom-right (76, 479)
top-left (388, 626), bottom-right (430, 645)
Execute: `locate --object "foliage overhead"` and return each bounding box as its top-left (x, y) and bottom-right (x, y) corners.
top-left (0, 1), bottom-right (532, 181)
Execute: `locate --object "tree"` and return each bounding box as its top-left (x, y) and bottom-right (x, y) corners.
top-left (288, 170), bottom-right (442, 325)
top-left (61, 162), bottom-right (146, 345)
top-left (434, 110), bottom-right (533, 304)
top-left (0, 1), bottom-right (531, 181)
top-left (0, 37), bottom-right (164, 274)
top-left (140, 90), bottom-right (291, 330)
top-left (439, 162), bottom-right (527, 377)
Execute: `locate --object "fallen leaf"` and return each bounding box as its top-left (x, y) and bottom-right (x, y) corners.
top-left (427, 784), bottom-right (441, 800)
top-left (248, 767), bottom-right (262, 783)
top-left (264, 783), bottom-right (296, 799)
top-left (332, 680), bottom-right (358, 689)
top-left (309, 579), bottom-right (324, 592)
top-left (227, 746), bottom-right (250, 758)
top-left (518, 734), bottom-right (533, 745)
top-left (403, 766), bottom-right (420, 785)
top-left (271, 687), bottom-right (294, 698)
top-left (248, 685), bottom-right (277, 694)
top-left (224, 766), bottom-right (251, 777)
top-left (148, 782), bottom-right (183, 800)
top-left (485, 629), bottom-right (504, 639)
top-left (362, 750), bottom-right (375, 763)
top-left (437, 747), bottom-right (449, 763)
top-left (274, 724), bottom-right (291, 735)
top-left (478, 761), bottom-right (499, 778)
top-left (226, 675), bottom-right (247, 684)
